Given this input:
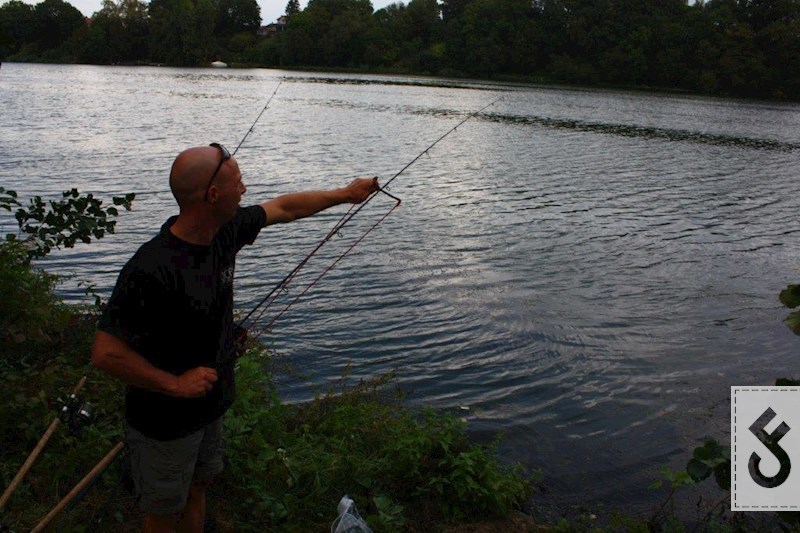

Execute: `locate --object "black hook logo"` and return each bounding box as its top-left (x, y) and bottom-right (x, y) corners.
top-left (748, 407), bottom-right (791, 488)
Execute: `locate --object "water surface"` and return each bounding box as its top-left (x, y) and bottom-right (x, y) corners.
top-left (2, 63), bottom-right (800, 517)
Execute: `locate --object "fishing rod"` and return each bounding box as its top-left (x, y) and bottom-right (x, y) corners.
top-left (0, 376), bottom-right (93, 515)
top-left (229, 96), bottom-right (505, 359)
top-left (131, 78), bottom-right (284, 198)
top-left (32, 442), bottom-right (126, 533)
top-left (233, 79), bottom-right (282, 156)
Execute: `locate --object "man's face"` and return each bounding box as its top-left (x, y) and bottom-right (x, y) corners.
top-left (215, 158), bottom-right (246, 219)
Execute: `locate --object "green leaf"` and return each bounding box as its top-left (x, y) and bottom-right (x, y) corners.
top-left (780, 285), bottom-right (800, 309)
top-left (714, 462), bottom-right (730, 490)
top-left (720, 446), bottom-right (731, 461)
top-left (693, 440), bottom-right (728, 467)
top-left (785, 310), bottom-right (800, 336)
top-left (106, 207), bottom-right (119, 216)
top-left (694, 441), bottom-right (721, 462)
top-left (776, 378), bottom-right (800, 386)
top-left (687, 458), bottom-right (711, 481)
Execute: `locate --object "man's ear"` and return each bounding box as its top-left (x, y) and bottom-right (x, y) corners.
top-left (207, 185), bottom-right (218, 204)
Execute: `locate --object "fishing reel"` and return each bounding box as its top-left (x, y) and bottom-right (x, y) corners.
top-left (57, 392), bottom-right (95, 436)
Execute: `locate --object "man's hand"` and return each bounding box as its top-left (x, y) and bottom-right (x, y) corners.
top-left (344, 177), bottom-right (380, 204)
top-left (171, 367), bottom-right (218, 398)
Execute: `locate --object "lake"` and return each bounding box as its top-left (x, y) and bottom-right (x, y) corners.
top-left (2, 62), bottom-right (799, 519)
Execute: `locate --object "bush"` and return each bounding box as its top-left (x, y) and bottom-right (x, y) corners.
top-left (0, 240), bottom-right (70, 364)
top-left (218, 355), bottom-right (533, 531)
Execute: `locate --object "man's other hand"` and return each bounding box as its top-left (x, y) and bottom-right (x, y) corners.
top-left (172, 367), bottom-right (218, 398)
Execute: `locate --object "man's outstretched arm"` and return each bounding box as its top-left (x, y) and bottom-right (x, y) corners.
top-left (260, 177), bottom-right (379, 225)
top-left (91, 330), bottom-right (217, 398)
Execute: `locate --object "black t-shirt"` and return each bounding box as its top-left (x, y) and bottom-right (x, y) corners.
top-left (99, 205), bottom-right (266, 440)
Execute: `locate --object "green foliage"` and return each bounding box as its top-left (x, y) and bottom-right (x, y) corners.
top-left (79, 0), bottom-right (150, 64)
top-left (1, 187), bottom-right (134, 260)
top-left (32, 0), bottom-right (85, 51)
top-left (215, 0), bottom-right (261, 40)
top-left (219, 358), bottom-right (533, 530)
top-left (4, 0), bottom-right (800, 99)
top-left (685, 440), bottom-right (731, 490)
top-left (0, 314), bottom-right (135, 531)
top-left (285, 0), bottom-right (300, 17)
top-left (0, 240), bottom-right (70, 362)
top-left (1, 338), bottom-right (533, 531)
top-left (780, 284), bottom-right (800, 335)
top-left (0, 0), bottom-right (36, 59)
top-left (1, 186), bottom-right (133, 364)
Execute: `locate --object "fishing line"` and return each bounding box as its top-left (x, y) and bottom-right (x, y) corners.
top-left (232, 96), bottom-right (504, 358)
top-left (102, 79), bottom-right (284, 199)
top-left (232, 79), bottom-right (282, 156)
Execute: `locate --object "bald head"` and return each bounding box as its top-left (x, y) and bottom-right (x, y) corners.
top-left (169, 146), bottom-right (227, 207)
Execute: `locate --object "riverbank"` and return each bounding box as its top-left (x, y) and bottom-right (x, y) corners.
top-left (0, 267), bottom-right (535, 531)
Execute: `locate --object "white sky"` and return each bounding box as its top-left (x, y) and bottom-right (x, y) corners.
top-left (59, 0), bottom-right (399, 22)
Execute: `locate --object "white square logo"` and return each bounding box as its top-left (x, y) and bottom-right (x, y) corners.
top-left (732, 387), bottom-right (800, 511)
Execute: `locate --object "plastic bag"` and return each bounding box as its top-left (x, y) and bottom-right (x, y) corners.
top-left (331, 495), bottom-right (373, 533)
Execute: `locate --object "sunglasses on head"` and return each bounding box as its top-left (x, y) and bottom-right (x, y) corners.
top-left (205, 143), bottom-right (231, 200)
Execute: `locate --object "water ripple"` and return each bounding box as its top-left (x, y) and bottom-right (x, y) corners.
top-left (3, 63), bottom-right (800, 517)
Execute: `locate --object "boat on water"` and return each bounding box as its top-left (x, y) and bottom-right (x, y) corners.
top-left (211, 60), bottom-right (228, 68)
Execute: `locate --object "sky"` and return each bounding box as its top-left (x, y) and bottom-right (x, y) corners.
top-left (64, 0), bottom-right (399, 21)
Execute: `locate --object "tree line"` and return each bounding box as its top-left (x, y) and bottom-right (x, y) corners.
top-left (1, 0), bottom-right (799, 99)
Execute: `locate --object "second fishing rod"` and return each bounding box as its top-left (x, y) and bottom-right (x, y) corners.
top-left (226, 95), bottom-right (505, 365)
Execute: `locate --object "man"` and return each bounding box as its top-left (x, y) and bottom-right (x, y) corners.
top-left (91, 144), bottom-right (379, 532)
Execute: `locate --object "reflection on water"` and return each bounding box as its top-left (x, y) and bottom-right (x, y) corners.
top-left (482, 112), bottom-right (800, 151)
top-left (2, 63), bottom-right (800, 518)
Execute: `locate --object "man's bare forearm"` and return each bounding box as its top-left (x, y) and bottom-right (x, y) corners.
top-left (91, 331), bottom-right (217, 398)
top-left (91, 330), bottom-right (178, 394)
top-left (260, 177), bottom-right (379, 225)
top-left (269, 189), bottom-right (348, 223)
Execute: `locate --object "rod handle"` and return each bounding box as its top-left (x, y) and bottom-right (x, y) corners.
top-left (0, 376), bottom-right (87, 512)
top-left (70, 376), bottom-right (87, 396)
top-left (0, 418), bottom-right (61, 512)
top-left (32, 442), bottom-right (125, 533)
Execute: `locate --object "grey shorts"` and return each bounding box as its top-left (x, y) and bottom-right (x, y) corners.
top-left (125, 417), bottom-right (225, 515)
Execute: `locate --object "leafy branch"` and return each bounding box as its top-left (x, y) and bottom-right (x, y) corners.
top-left (779, 284), bottom-right (800, 335)
top-left (0, 186), bottom-right (135, 260)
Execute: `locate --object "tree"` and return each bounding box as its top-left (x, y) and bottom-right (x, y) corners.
top-left (0, 0), bottom-right (36, 58)
top-left (117, 0), bottom-right (150, 61)
top-left (149, 0), bottom-right (216, 65)
top-left (284, 0), bottom-right (379, 67)
top-left (32, 0), bottom-right (85, 52)
top-left (373, 0), bottom-right (442, 71)
top-left (82, 0), bottom-right (149, 63)
top-left (460, 0), bottom-right (536, 77)
top-left (216, 0), bottom-right (261, 40)
top-left (440, 0), bottom-right (469, 21)
top-left (286, 0), bottom-right (300, 16)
